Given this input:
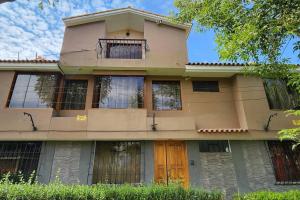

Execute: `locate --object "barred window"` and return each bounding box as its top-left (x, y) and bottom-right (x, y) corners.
top-left (152, 81), bottom-right (182, 110)
top-left (268, 141), bottom-right (300, 183)
top-left (93, 76), bottom-right (144, 109)
top-left (0, 142), bottom-right (42, 179)
top-left (199, 140), bottom-right (230, 152)
top-left (93, 142), bottom-right (141, 184)
top-left (192, 81), bottom-right (219, 92)
top-left (106, 43), bottom-right (142, 59)
top-left (8, 73), bottom-right (59, 108)
top-left (61, 80), bottom-right (88, 110)
top-left (263, 79), bottom-right (300, 110)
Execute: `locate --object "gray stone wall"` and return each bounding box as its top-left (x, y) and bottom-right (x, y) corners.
top-left (37, 141), bottom-right (94, 184)
top-left (188, 140), bottom-right (300, 200)
top-left (187, 141), bottom-right (238, 199)
top-left (231, 141), bottom-right (300, 193)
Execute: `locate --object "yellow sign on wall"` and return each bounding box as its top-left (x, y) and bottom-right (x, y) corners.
top-left (76, 115), bottom-right (87, 121)
top-left (292, 120), bottom-right (300, 126)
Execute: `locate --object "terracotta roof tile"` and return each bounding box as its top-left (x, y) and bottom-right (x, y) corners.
top-left (0, 59), bottom-right (58, 64)
top-left (187, 62), bottom-right (246, 66)
top-left (198, 128), bottom-right (248, 133)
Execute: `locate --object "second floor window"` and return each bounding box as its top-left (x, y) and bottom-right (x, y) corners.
top-left (106, 43), bottom-right (142, 59)
top-left (93, 76), bottom-right (144, 109)
top-left (263, 79), bottom-right (300, 110)
top-left (192, 81), bottom-right (219, 92)
top-left (61, 80), bottom-right (88, 110)
top-left (152, 81), bottom-right (182, 110)
top-left (8, 73), bottom-right (59, 108)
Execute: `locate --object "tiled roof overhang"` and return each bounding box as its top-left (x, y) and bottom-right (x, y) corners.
top-left (0, 59), bottom-right (57, 63)
top-left (198, 128), bottom-right (248, 133)
top-left (0, 59), bottom-right (60, 72)
top-left (187, 62), bottom-right (246, 66)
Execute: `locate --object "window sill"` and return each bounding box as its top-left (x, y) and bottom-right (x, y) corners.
top-left (275, 181), bottom-right (300, 185)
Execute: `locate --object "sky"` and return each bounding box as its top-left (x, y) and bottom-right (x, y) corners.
top-left (0, 0), bottom-right (299, 64)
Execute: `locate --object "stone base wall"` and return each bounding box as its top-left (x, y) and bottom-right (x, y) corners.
top-left (188, 141), bottom-right (300, 199)
top-left (37, 141), bottom-right (94, 184)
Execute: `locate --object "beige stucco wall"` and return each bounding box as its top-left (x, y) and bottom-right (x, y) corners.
top-left (233, 75), bottom-right (296, 131)
top-left (0, 71), bottom-right (295, 140)
top-left (60, 20), bottom-right (187, 70)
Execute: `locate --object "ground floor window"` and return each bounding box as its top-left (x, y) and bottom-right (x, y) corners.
top-left (92, 141), bottom-right (141, 184)
top-left (268, 141), bottom-right (300, 182)
top-left (0, 142), bottom-right (42, 179)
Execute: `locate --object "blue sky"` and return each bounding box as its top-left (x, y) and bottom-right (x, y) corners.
top-left (0, 0), bottom-right (298, 63)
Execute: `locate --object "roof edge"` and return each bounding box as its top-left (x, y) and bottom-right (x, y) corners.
top-left (63, 7), bottom-right (191, 31)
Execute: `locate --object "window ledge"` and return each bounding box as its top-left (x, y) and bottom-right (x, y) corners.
top-left (275, 181), bottom-right (300, 185)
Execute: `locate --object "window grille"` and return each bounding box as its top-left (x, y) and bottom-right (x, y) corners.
top-left (92, 141), bottom-right (141, 184)
top-left (268, 141), bottom-right (300, 183)
top-left (0, 142), bottom-right (42, 180)
top-left (98, 39), bottom-right (146, 59)
top-left (152, 81), bottom-right (182, 110)
top-left (192, 81), bottom-right (219, 92)
top-left (93, 76), bottom-right (144, 109)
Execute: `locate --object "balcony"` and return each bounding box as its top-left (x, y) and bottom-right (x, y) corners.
top-left (97, 38), bottom-right (147, 59)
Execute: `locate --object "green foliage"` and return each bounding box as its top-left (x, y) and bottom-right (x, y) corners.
top-left (279, 110), bottom-right (300, 149)
top-left (0, 174), bottom-right (223, 200)
top-left (173, 0), bottom-right (300, 64)
top-left (234, 190), bottom-right (300, 200)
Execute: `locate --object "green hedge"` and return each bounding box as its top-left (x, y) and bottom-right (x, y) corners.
top-left (0, 182), bottom-right (223, 200)
top-left (234, 190), bottom-right (300, 200)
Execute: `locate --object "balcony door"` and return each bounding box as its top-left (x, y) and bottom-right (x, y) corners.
top-left (154, 141), bottom-right (189, 188)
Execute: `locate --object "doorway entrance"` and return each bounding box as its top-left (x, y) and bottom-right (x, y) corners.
top-left (154, 141), bottom-right (189, 188)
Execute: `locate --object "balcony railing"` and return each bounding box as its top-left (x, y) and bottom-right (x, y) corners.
top-left (97, 39), bottom-right (147, 59)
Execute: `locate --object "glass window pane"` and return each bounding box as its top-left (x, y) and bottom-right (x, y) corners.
top-left (61, 80), bottom-right (88, 110)
top-left (0, 142), bottom-right (42, 180)
top-left (192, 81), bottom-right (219, 92)
top-left (93, 141), bottom-right (141, 184)
top-left (152, 81), bottom-right (182, 110)
top-left (93, 76), bottom-right (144, 109)
top-left (9, 74), bottom-right (59, 108)
top-left (106, 43), bottom-right (142, 59)
top-left (199, 140), bottom-right (230, 152)
top-left (263, 79), bottom-right (300, 110)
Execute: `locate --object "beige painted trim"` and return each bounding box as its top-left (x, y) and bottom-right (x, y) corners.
top-left (63, 7), bottom-right (191, 31)
top-left (0, 63), bottom-right (59, 72)
top-left (0, 130), bottom-right (281, 141)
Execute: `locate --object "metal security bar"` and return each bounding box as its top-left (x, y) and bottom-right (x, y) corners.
top-left (98, 39), bottom-right (147, 59)
top-left (268, 141), bottom-right (300, 183)
top-left (92, 142), bottom-right (141, 184)
top-left (0, 142), bottom-right (42, 180)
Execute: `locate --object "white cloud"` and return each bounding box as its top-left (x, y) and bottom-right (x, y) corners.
top-left (0, 0), bottom-right (144, 60)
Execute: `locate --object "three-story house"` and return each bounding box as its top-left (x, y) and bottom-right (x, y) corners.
top-left (0, 7), bottom-right (299, 198)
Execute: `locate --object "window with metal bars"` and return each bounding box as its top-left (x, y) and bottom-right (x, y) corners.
top-left (0, 142), bottom-right (42, 180)
top-left (106, 43), bottom-right (142, 59)
top-left (92, 76), bottom-right (144, 109)
top-left (152, 81), bottom-right (182, 110)
top-left (92, 142), bottom-right (141, 184)
top-left (263, 79), bottom-right (300, 110)
top-left (61, 80), bottom-right (88, 110)
top-left (192, 81), bottom-right (219, 92)
top-left (199, 140), bottom-right (230, 152)
top-left (7, 73), bottom-right (59, 108)
top-left (268, 141), bottom-right (300, 183)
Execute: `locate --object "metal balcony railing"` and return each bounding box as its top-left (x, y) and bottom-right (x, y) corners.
top-left (97, 39), bottom-right (147, 59)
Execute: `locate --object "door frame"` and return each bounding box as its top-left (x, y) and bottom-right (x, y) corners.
top-left (154, 140), bottom-right (189, 188)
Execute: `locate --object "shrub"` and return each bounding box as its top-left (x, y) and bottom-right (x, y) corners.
top-left (234, 190), bottom-right (300, 200)
top-left (0, 175), bottom-right (223, 200)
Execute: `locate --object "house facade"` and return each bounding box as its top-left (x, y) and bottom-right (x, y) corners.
top-left (0, 7), bottom-right (299, 198)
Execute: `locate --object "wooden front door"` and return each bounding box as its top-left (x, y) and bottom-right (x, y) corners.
top-left (154, 141), bottom-right (189, 188)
